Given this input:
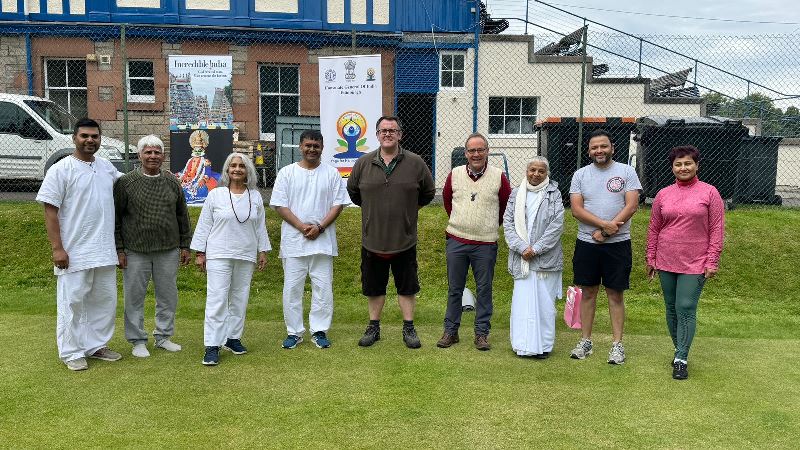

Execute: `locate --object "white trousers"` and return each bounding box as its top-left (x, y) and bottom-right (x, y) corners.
top-left (281, 255), bottom-right (334, 335)
top-left (56, 266), bottom-right (118, 362)
top-left (204, 258), bottom-right (255, 347)
top-left (509, 271), bottom-right (562, 356)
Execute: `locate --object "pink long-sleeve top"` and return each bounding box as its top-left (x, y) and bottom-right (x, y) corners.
top-left (646, 177), bottom-right (725, 274)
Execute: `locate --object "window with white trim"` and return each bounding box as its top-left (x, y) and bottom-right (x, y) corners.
top-left (488, 96), bottom-right (538, 135)
top-left (44, 59), bottom-right (88, 119)
top-left (127, 60), bottom-right (155, 103)
top-left (440, 53), bottom-right (465, 89)
top-left (259, 65), bottom-right (299, 139)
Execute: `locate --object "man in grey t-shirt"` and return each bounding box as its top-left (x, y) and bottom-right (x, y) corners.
top-left (568, 129), bottom-right (641, 365)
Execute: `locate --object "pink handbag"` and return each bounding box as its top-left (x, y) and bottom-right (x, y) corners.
top-left (564, 286), bottom-right (582, 329)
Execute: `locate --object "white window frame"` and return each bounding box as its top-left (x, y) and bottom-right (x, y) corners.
top-left (258, 64), bottom-right (300, 141)
top-left (487, 96), bottom-right (538, 137)
top-left (44, 58), bottom-right (87, 117)
top-left (126, 60), bottom-right (156, 103)
top-left (439, 52), bottom-right (466, 90)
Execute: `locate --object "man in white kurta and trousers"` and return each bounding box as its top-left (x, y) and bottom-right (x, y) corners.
top-left (36, 118), bottom-right (124, 371)
top-left (270, 130), bottom-right (350, 349)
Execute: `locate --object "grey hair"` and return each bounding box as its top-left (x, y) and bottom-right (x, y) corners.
top-left (527, 156), bottom-right (550, 175)
top-left (464, 132), bottom-right (489, 150)
top-left (137, 134), bottom-right (165, 153)
top-left (220, 152), bottom-right (258, 190)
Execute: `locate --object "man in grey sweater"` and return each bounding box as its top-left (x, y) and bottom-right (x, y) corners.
top-left (114, 135), bottom-right (192, 358)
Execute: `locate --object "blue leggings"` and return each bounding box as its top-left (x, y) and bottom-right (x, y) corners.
top-left (658, 271), bottom-right (706, 361)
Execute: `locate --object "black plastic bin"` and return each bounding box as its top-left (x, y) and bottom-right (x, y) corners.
top-left (636, 116), bottom-right (749, 199)
top-left (734, 136), bottom-right (782, 205)
top-left (536, 117), bottom-right (637, 205)
top-left (451, 147), bottom-right (467, 168)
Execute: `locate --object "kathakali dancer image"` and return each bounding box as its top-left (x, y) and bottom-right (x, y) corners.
top-left (176, 130), bottom-right (220, 205)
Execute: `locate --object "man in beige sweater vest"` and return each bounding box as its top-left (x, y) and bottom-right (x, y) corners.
top-left (438, 133), bottom-right (511, 350)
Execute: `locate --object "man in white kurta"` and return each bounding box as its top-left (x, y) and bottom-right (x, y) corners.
top-left (36, 118), bottom-right (123, 371)
top-left (270, 130), bottom-right (350, 349)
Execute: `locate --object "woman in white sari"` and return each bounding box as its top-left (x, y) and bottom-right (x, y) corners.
top-left (503, 157), bottom-right (564, 358)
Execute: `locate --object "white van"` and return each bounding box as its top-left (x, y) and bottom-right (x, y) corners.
top-left (0, 93), bottom-right (131, 179)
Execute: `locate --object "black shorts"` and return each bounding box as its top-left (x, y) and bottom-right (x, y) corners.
top-left (572, 239), bottom-right (632, 292)
top-left (361, 246), bottom-right (420, 297)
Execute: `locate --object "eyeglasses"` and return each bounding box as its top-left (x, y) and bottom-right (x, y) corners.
top-left (466, 148), bottom-right (488, 154)
top-left (378, 129), bottom-right (401, 135)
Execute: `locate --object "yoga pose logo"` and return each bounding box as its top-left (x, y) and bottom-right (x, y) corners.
top-left (334, 111), bottom-right (369, 159)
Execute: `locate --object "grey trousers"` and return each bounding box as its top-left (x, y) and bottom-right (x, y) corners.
top-left (123, 248), bottom-right (180, 345)
top-left (443, 238), bottom-right (498, 336)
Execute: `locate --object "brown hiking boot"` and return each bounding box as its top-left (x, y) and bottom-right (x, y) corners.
top-left (436, 332), bottom-right (460, 348)
top-left (474, 334), bottom-right (491, 351)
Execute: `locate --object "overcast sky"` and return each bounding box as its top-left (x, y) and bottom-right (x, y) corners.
top-left (483, 0), bottom-right (799, 103)
top-left (486, 0), bottom-right (800, 36)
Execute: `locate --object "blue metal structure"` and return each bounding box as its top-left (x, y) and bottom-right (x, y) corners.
top-left (0, 0), bottom-right (475, 34)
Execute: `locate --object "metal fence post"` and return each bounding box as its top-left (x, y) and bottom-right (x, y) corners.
top-left (577, 20), bottom-right (587, 170)
top-left (472, 1), bottom-right (481, 133)
top-left (121, 23), bottom-right (130, 171)
top-left (638, 38), bottom-right (642, 78)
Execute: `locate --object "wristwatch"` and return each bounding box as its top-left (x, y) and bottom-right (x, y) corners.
top-left (600, 230), bottom-right (610, 238)
top-left (317, 224), bottom-right (325, 234)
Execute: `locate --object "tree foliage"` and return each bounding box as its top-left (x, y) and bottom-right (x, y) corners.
top-left (703, 92), bottom-right (800, 137)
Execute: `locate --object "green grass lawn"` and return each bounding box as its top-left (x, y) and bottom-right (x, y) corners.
top-left (1, 201), bottom-right (799, 448)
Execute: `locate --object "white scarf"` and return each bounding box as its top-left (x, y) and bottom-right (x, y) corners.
top-left (514, 177), bottom-right (549, 277)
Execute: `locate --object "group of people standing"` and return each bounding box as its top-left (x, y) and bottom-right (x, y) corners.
top-left (38, 117), bottom-right (723, 381)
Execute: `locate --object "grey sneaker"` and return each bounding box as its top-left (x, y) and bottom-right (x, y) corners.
top-left (608, 342), bottom-right (626, 365)
top-left (89, 347), bottom-right (122, 361)
top-left (65, 357), bottom-right (88, 371)
top-left (570, 338), bottom-right (593, 359)
top-left (402, 326), bottom-right (422, 349)
top-left (358, 324), bottom-right (381, 347)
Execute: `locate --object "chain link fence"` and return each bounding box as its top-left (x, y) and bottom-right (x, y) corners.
top-left (0, 5), bottom-right (798, 206)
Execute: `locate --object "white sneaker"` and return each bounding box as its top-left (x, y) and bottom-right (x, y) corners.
top-left (65, 357), bottom-right (88, 371)
top-left (570, 338), bottom-right (593, 359)
top-left (132, 343), bottom-right (150, 358)
top-left (608, 342), bottom-right (626, 365)
top-left (155, 339), bottom-right (182, 352)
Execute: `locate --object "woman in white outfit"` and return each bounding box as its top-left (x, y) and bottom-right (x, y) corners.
top-left (503, 157), bottom-right (564, 358)
top-left (191, 153), bottom-right (271, 366)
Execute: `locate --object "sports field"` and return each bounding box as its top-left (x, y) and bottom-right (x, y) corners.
top-left (1, 202), bottom-right (798, 448)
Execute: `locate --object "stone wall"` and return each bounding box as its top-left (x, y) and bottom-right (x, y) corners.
top-left (0, 35), bottom-right (28, 94)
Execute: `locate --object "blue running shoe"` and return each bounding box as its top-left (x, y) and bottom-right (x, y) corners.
top-left (311, 331), bottom-right (331, 349)
top-left (223, 338), bottom-right (247, 355)
top-left (282, 335), bottom-right (303, 349)
top-left (202, 346), bottom-right (219, 366)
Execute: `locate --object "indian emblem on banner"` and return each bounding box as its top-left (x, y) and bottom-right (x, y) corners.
top-left (366, 68), bottom-right (376, 81)
top-left (344, 59), bottom-right (357, 80)
top-left (334, 111), bottom-right (369, 158)
top-left (324, 68), bottom-right (336, 82)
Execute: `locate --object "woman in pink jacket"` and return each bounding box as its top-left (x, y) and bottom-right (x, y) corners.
top-left (646, 145), bottom-right (724, 380)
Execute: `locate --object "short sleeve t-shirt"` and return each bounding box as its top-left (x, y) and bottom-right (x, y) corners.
top-left (36, 156), bottom-right (122, 274)
top-left (270, 163), bottom-right (351, 258)
top-left (569, 161), bottom-right (642, 244)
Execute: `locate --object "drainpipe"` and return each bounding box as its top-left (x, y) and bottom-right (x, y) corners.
top-left (26, 32), bottom-right (33, 95)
